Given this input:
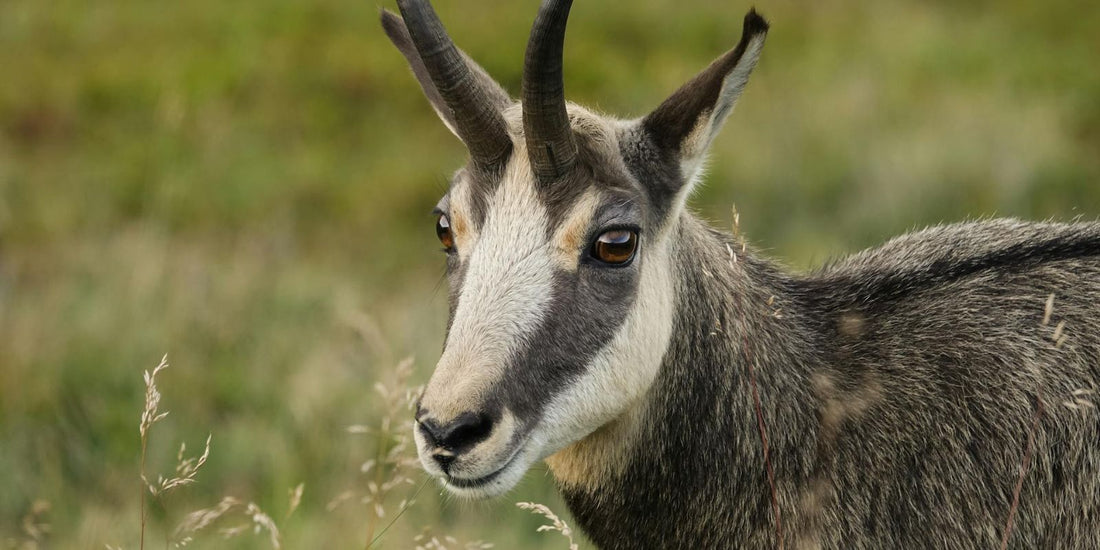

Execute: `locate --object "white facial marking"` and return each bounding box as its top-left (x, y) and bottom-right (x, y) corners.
top-left (542, 222), bottom-right (678, 486)
top-left (420, 148), bottom-right (554, 419)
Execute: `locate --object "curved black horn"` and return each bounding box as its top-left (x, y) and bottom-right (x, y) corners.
top-left (396, 0), bottom-right (512, 167)
top-left (522, 0), bottom-right (578, 183)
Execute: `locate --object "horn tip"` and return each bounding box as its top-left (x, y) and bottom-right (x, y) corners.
top-left (380, 7), bottom-right (401, 28)
top-left (380, 7), bottom-right (411, 46)
top-left (743, 8), bottom-right (770, 36)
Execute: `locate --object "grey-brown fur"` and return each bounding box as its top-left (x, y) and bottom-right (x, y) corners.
top-left (383, 1), bottom-right (1100, 547)
top-left (562, 216), bottom-right (1100, 548)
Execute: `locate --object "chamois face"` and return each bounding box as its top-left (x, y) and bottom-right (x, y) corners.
top-left (416, 106), bottom-right (681, 496)
top-left (382, 0), bottom-right (766, 497)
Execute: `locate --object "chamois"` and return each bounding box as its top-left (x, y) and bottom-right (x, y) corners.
top-left (381, 0), bottom-right (1100, 547)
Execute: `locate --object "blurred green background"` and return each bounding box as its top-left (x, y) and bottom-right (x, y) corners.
top-left (1, 0), bottom-right (1097, 547)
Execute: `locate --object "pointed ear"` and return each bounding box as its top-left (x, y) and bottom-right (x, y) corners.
top-left (380, 8), bottom-right (512, 141)
top-left (642, 10), bottom-right (768, 178)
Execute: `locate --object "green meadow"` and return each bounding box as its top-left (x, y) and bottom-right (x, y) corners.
top-left (1, 0), bottom-right (1097, 547)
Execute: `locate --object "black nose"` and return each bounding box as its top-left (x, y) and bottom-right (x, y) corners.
top-left (417, 410), bottom-right (495, 458)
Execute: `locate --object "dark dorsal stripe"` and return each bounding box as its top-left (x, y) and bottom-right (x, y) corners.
top-left (810, 227), bottom-right (1100, 310)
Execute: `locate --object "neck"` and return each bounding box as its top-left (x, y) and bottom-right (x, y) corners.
top-left (550, 214), bottom-right (821, 549)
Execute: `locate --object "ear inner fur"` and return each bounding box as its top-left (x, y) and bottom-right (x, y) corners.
top-left (642, 10), bottom-right (768, 163)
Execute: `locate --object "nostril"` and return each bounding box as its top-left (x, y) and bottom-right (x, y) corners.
top-left (448, 411), bottom-right (490, 441)
top-left (417, 418), bottom-right (446, 447)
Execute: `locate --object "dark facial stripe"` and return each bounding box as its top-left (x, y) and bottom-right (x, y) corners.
top-left (443, 252), bottom-right (468, 339)
top-left (496, 261), bottom-right (640, 425)
top-left (450, 166), bottom-right (492, 232)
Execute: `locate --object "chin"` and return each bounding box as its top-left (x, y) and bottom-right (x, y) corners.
top-left (438, 455), bottom-right (531, 499)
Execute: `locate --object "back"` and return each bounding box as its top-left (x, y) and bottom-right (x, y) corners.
top-left (795, 219), bottom-right (1100, 546)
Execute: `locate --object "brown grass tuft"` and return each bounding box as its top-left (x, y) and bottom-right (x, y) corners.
top-left (515, 502), bottom-right (579, 550)
top-left (132, 355), bottom-right (296, 549)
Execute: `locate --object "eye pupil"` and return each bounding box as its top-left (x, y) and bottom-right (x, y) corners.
top-left (436, 215), bottom-right (455, 250)
top-left (592, 230), bottom-right (638, 265)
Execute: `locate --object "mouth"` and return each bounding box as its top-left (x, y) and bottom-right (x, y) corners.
top-left (440, 437), bottom-right (529, 492)
top-left (446, 465), bottom-right (507, 488)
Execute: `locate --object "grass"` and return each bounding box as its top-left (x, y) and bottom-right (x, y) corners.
top-left (1, 0), bottom-right (1098, 547)
top-left (131, 353), bottom-right (564, 549)
top-left (135, 356), bottom-right (286, 549)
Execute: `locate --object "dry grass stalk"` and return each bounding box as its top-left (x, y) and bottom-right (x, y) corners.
top-left (286, 483), bottom-right (305, 520)
top-left (241, 502), bottom-right (282, 548)
top-left (515, 502), bottom-right (579, 550)
top-left (21, 500), bottom-right (51, 543)
top-left (148, 435), bottom-right (212, 496)
top-left (1000, 398), bottom-right (1043, 550)
top-left (139, 355), bottom-right (170, 550)
top-left (1000, 293), bottom-right (1060, 549)
top-left (173, 497), bottom-right (240, 541)
top-left (727, 205), bottom-right (785, 549)
top-left (3, 499), bottom-right (52, 549)
top-left (1063, 388), bottom-right (1096, 413)
top-left (412, 530), bottom-right (494, 550)
top-left (140, 356), bottom-right (170, 440)
top-left (333, 356), bottom-right (422, 548)
top-left (135, 354), bottom-right (293, 549)
top-left (172, 497), bottom-right (284, 549)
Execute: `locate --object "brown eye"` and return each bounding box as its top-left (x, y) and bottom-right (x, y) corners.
top-left (436, 214), bottom-right (455, 251)
top-left (591, 229), bottom-right (638, 265)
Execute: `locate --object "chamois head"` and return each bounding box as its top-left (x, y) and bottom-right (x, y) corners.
top-left (382, 0), bottom-right (767, 497)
